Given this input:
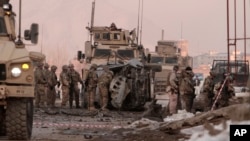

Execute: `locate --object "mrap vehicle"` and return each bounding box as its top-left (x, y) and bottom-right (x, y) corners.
top-left (150, 40), bottom-right (192, 96)
top-left (78, 23), bottom-right (161, 110)
top-left (0, 0), bottom-right (44, 140)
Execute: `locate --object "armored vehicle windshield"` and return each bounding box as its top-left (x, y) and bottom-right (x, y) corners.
top-left (0, 17), bottom-right (7, 34)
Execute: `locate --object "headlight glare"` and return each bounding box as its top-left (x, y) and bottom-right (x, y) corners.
top-left (11, 67), bottom-right (22, 77)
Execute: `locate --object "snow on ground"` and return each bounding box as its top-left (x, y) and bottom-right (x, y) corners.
top-left (124, 118), bottom-right (160, 130)
top-left (123, 110), bottom-right (195, 132)
top-left (163, 110), bottom-right (195, 122)
top-left (182, 120), bottom-right (250, 141)
top-left (123, 104), bottom-right (250, 141)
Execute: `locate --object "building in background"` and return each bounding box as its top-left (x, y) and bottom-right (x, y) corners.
top-left (192, 50), bottom-right (250, 76)
top-left (155, 39), bottom-right (189, 57)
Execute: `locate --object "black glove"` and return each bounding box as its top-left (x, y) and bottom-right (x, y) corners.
top-left (57, 81), bottom-right (61, 87)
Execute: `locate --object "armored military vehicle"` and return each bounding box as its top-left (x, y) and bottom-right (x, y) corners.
top-left (77, 22), bottom-right (161, 110)
top-left (151, 40), bottom-right (192, 95)
top-left (77, 1), bottom-right (161, 110)
top-left (0, 0), bottom-right (43, 140)
top-left (211, 60), bottom-right (249, 87)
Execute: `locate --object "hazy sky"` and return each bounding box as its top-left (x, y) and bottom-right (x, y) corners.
top-left (11, 0), bottom-right (250, 60)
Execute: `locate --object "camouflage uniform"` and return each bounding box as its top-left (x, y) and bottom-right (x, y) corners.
top-left (43, 63), bottom-right (50, 106)
top-left (60, 65), bottom-right (70, 107)
top-left (47, 65), bottom-right (58, 108)
top-left (68, 64), bottom-right (82, 108)
top-left (85, 64), bottom-right (98, 110)
top-left (213, 75), bottom-right (235, 109)
top-left (202, 71), bottom-right (215, 111)
top-left (98, 66), bottom-right (113, 111)
top-left (167, 65), bottom-right (179, 114)
top-left (34, 62), bottom-right (47, 108)
top-left (179, 67), bottom-right (195, 112)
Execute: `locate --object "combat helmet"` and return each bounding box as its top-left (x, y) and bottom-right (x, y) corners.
top-left (44, 63), bottom-right (50, 69)
top-left (62, 65), bottom-right (68, 70)
top-left (37, 62), bottom-right (44, 67)
top-left (51, 65), bottom-right (57, 71)
top-left (68, 63), bottom-right (74, 68)
top-left (185, 66), bottom-right (192, 71)
top-left (173, 65), bottom-right (179, 71)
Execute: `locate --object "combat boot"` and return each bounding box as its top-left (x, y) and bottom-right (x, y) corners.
top-left (69, 100), bottom-right (73, 109)
top-left (101, 107), bottom-right (109, 111)
top-left (101, 97), bottom-right (109, 111)
top-left (89, 106), bottom-right (97, 111)
top-left (76, 101), bottom-right (81, 108)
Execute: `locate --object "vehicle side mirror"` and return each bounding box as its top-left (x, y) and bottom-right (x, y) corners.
top-left (24, 23), bottom-right (39, 44)
top-left (77, 51), bottom-right (85, 60)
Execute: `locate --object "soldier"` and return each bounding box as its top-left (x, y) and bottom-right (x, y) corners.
top-left (34, 62), bottom-right (47, 108)
top-left (60, 65), bottom-right (70, 108)
top-left (85, 64), bottom-right (98, 111)
top-left (202, 70), bottom-right (215, 111)
top-left (98, 66), bottom-right (113, 111)
top-left (167, 65), bottom-right (179, 115)
top-left (47, 65), bottom-right (58, 108)
top-left (179, 66), bottom-right (195, 112)
top-left (213, 73), bottom-right (235, 109)
top-left (68, 63), bottom-right (83, 109)
top-left (110, 22), bottom-right (117, 31)
top-left (43, 63), bottom-right (50, 106)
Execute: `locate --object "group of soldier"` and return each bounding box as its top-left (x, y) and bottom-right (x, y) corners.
top-left (34, 62), bottom-right (82, 109)
top-left (167, 65), bottom-right (235, 115)
top-left (34, 62), bottom-right (113, 111)
top-left (34, 62), bottom-right (58, 108)
top-left (84, 64), bottom-right (113, 111)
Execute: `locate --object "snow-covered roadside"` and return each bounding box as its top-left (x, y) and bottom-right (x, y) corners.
top-left (181, 120), bottom-right (250, 141)
top-left (125, 104), bottom-right (250, 141)
top-left (125, 110), bottom-right (194, 130)
top-left (163, 110), bottom-right (195, 122)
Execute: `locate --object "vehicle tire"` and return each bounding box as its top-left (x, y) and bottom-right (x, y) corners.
top-left (0, 107), bottom-right (6, 136)
top-left (6, 98), bottom-right (33, 140)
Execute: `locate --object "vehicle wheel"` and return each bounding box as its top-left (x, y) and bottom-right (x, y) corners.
top-left (6, 98), bottom-right (33, 140)
top-left (0, 107), bottom-right (6, 136)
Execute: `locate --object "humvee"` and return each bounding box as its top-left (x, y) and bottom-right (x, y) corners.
top-left (0, 0), bottom-right (44, 140)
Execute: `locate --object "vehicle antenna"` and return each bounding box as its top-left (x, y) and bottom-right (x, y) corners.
top-left (90, 0), bottom-right (95, 44)
top-left (139, 0), bottom-right (144, 45)
top-left (16, 0), bottom-right (23, 45)
top-left (136, 0), bottom-right (141, 45)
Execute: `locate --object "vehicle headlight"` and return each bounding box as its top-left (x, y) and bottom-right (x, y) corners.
top-left (11, 67), bottom-right (22, 77)
top-left (22, 63), bottom-right (30, 71)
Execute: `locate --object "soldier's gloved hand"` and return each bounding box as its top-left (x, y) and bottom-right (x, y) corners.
top-left (57, 81), bottom-right (61, 87)
top-left (80, 81), bottom-right (83, 85)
